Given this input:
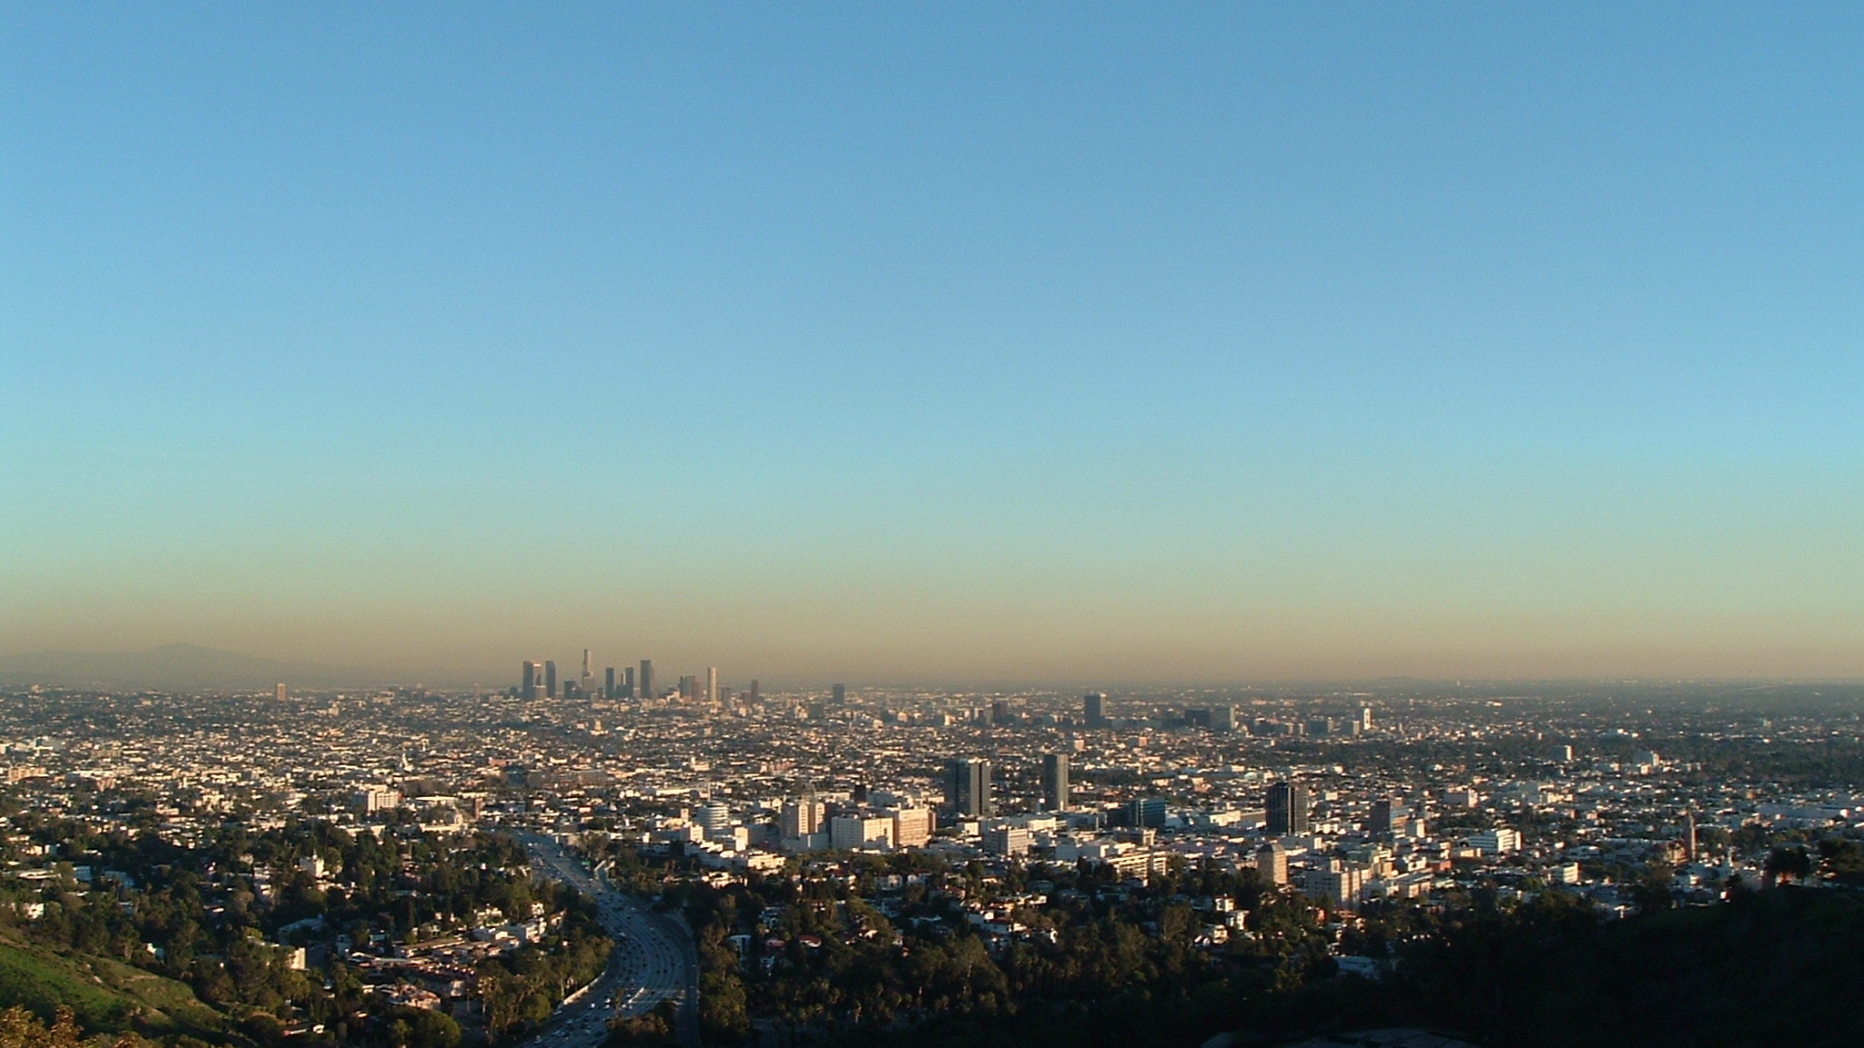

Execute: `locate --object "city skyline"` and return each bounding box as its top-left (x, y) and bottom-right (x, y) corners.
top-left (8, 6), bottom-right (1864, 681)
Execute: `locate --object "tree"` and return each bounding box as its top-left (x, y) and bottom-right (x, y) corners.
top-left (1764, 846), bottom-right (1812, 885)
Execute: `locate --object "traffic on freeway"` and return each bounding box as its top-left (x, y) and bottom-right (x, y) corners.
top-left (517, 833), bottom-right (700, 1048)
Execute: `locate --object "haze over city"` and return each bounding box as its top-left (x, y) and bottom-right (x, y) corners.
top-left (7, 5), bottom-right (1863, 684)
top-left (12, 12), bottom-right (1864, 1048)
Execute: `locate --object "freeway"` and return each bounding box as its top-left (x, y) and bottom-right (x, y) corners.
top-left (517, 833), bottom-right (700, 1048)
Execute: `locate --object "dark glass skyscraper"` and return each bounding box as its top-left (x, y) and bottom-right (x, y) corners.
top-left (544, 660), bottom-right (557, 698)
top-left (1084, 692), bottom-right (1107, 726)
top-left (638, 659), bottom-right (653, 702)
top-left (945, 758), bottom-right (991, 818)
top-left (1266, 781), bottom-right (1310, 836)
top-left (1041, 753), bottom-right (1069, 811)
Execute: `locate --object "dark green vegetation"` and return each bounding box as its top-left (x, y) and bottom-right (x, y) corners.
top-left (0, 818), bottom-right (606, 1048)
top-left (647, 850), bottom-right (1330, 1046)
top-left (596, 832), bottom-right (1864, 1048)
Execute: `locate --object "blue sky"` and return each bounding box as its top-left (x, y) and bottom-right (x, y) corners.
top-left (5, 5), bottom-right (1863, 683)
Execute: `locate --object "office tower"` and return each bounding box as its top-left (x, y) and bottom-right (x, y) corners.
top-left (605, 667), bottom-right (615, 699)
top-left (1370, 799), bottom-right (1403, 838)
top-left (675, 675), bottom-right (696, 701)
top-left (1084, 692), bottom-right (1107, 727)
top-left (830, 814), bottom-right (895, 851)
top-left (750, 679), bottom-right (760, 703)
top-left (890, 807), bottom-right (934, 848)
top-left (544, 661), bottom-right (557, 698)
top-left (1129, 796), bottom-right (1167, 829)
top-left (582, 649), bottom-right (593, 678)
top-left (522, 661), bottom-right (542, 700)
top-left (982, 825), bottom-right (1030, 856)
top-left (1358, 706), bottom-right (1374, 732)
top-left (1211, 706), bottom-right (1237, 732)
top-left (695, 803), bottom-right (731, 838)
top-left (990, 700), bottom-right (1009, 725)
top-left (832, 683), bottom-right (846, 705)
top-left (780, 798), bottom-right (825, 839)
top-left (639, 660), bottom-right (654, 701)
top-left (1256, 841), bottom-right (1289, 885)
top-left (1266, 782), bottom-right (1310, 836)
top-left (944, 758), bottom-right (991, 818)
top-left (1041, 753), bottom-right (1070, 811)
top-left (708, 667), bottom-right (719, 703)
top-left (622, 666), bottom-right (635, 698)
top-left (274, 682), bottom-right (287, 702)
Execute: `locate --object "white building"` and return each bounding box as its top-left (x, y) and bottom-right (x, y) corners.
top-left (889, 807), bottom-right (934, 848)
top-left (829, 815), bottom-right (895, 851)
top-left (1468, 828), bottom-right (1522, 855)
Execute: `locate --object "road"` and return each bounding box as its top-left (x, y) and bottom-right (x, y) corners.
top-left (517, 833), bottom-right (700, 1048)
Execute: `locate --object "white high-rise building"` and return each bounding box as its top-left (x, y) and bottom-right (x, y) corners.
top-left (830, 814), bottom-right (894, 851)
top-left (890, 807), bottom-right (934, 848)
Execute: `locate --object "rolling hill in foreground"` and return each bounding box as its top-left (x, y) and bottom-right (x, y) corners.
top-left (0, 927), bottom-right (236, 1045)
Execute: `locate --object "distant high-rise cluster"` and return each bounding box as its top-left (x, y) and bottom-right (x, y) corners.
top-left (512, 651), bottom-right (768, 708)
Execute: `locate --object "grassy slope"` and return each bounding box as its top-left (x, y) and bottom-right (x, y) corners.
top-left (0, 930), bottom-right (231, 1042)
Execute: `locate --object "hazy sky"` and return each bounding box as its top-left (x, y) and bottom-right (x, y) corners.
top-left (5, 5), bottom-right (1864, 684)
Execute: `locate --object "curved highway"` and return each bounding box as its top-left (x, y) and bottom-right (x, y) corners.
top-left (518, 833), bottom-right (700, 1048)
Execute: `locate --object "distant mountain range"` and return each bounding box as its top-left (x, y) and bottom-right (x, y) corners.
top-left (0, 643), bottom-right (432, 691)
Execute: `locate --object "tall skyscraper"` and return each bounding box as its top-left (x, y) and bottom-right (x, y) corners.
top-left (708, 667), bottom-right (719, 703)
top-left (544, 660), bottom-right (557, 698)
top-left (678, 675), bottom-right (699, 701)
top-left (832, 683), bottom-right (846, 705)
top-left (1041, 753), bottom-right (1070, 811)
top-left (638, 660), bottom-right (653, 702)
top-left (522, 661), bottom-right (543, 699)
top-left (1266, 782), bottom-right (1310, 836)
top-left (580, 649), bottom-right (595, 694)
top-left (1084, 692), bottom-right (1107, 727)
top-left (622, 665), bottom-right (635, 698)
top-left (274, 683), bottom-right (286, 702)
top-left (944, 758), bottom-right (991, 818)
top-left (605, 667), bottom-right (615, 699)
top-left (749, 679), bottom-right (760, 703)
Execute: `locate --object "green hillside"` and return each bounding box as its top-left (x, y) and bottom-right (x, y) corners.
top-left (0, 933), bottom-right (232, 1043)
